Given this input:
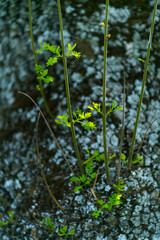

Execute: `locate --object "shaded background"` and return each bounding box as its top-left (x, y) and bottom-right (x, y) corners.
top-left (0, 0), bottom-right (160, 239)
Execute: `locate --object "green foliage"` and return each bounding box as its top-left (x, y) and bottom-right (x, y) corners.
top-left (41, 217), bottom-right (75, 238)
top-left (121, 153), bottom-right (143, 165)
top-left (0, 211), bottom-right (14, 227)
top-left (70, 149), bottom-right (105, 192)
top-left (138, 58), bottom-right (151, 66)
top-left (35, 64), bottom-right (54, 83)
top-left (59, 226), bottom-right (75, 238)
top-left (35, 42), bottom-right (80, 89)
top-left (109, 154), bottom-right (116, 159)
top-left (46, 57), bottom-right (58, 66)
top-left (70, 150), bottom-right (116, 193)
top-left (55, 113), bottom-right (71, 127)
top-left (88, 102), bottom-right (102, 114)
top-left (55, 108), bottom-right (97, 130)
top-left (121, 153), bottom-right (127, 163)
top-left (41, 217), bottom-right (55, 232)
top-left (92, 180), bottom-right (126, 218)
top-left (37, 42), bottom-right (81, 59)
top-left (36, 84), bottom-right (41, 91)
top-left (138, 58), bottom-right (145, 63)
top-left (66, 43), bottom-right (81, 58)
top-left (92, 179), bottom-right (126, 218)
top-left (113, 179), bottom-right (126, 192)
top-left (88, 101), bottom-right (122, 116)
top-left (81, 120), bottom-right (96, 130)
top-left (107, 101), bottom-right (123, 115)
top-left (92, 193), bottom-right (123, 218)
top-left (132, 154), bottom-right (143, 164)
top-left (37, 42), bottom-right (61, 56)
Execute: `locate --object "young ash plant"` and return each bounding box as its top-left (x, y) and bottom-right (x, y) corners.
top-left (23, 1), bottom-right (159, 237)
top-left (92, 180), bottom-right (126, 218)
top-left (41, 217), bottom-right (75, 238)
top-left (70, 149), bottom-right (116, 193)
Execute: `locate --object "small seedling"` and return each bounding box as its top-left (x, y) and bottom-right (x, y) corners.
top-left (92, 180), bottom-right (126, 218)
top-left (70, 150), bottom-right (116, 193)
top-left (59, 225), bottom-right (75, 238)
top-left (70, 150), bottom-right (102, 192)
top-left (41, 217), bottom-right (75, 238)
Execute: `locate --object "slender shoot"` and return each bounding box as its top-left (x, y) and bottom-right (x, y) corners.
top-left (102, 0), bottom-right (111, 181)
top-left (28, 0), bottom-right (54, 119)
top-left (132, 116), bottom-right (160, 162)
top-left (117, 72), bottom-right (126, 182)
top-left (128, 0), bottom-right (158, 168)
top-left (57, 0), bottom-right (84, 175)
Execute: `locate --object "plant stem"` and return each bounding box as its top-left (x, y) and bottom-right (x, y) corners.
top-left (57, 0), bottom-right (84, 175)
top-left (102, 0), bottom-right (111, 181)
top-left (117, 72), bottom-right (126, 182)
top-left (28, 0), bottom-right (54, 119)
top-left (128, 0), bottom-right (158, 169)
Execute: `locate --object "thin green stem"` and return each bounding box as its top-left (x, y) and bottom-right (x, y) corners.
top-left (57, 0), bottom-right (84, 175)
top-left (28, 0), bottom-right (54, 119)
top-left (102, 0), bottom-right (111, 181)
top-left (128, 0), bottom-right (158, 169)
top-left (117, 72), bottom-right (126, 182)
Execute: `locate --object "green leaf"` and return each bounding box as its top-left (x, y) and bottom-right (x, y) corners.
top-left (132, 154), bottom-right (143, 164)
top-left (70, 177), bottom-right (81, 182)
top-left (112, 101), bottom-right (116, 108)
top-left (72, 51), bottom-right (81, 59)
top-left (43, 76), bottom-right (54, 83)
top-left (138, 58), bottom-right (145, 63)
top-left (43, 43), bottom-right (57, 53)
top-left (8, 211), bottom-right (14, 221)
top-left (85, 161), bottom-right (93, 174)
top-left (102, 203), bottom-right (110, 209)
top-left (93, 150), bottom-right (99, 156)
top-left (107, 101), bottom-right (123, 115)
top-left (69, 230), bottom-right (75, 235)
top-left (113, 180), bottom-right (126, 192)
top-left (55, 113), bottom-right (71, 127)
top-left (79, 174), bottom-right (87, 183)
top-left (74, 185), bottom-right (83, 192)
top-left (46, 57), bottom-right (58, 66)
top-left (60, 226), bottom-right (67, 234)
top-left (73, 111), bottom-right (77, 118)
top-left (42, 217), bottom-right (48, 224)
top-left (92, 210), bottom-right (101, 218)
top-left (0, 221), bottom-right (9, 226)
top-left (36, 42), bottom-right (46, 54)
top-left (84, 180), bottom-right (91, 185)
top-left (109, 154), bottom-right (116, 159)
top-left (36, 84), bottom-right (40, 91)
top-left (42, 69), bottom-right (48, 77)
top-left (90, 172), bottom-right (96, 180)
top-left (121, 153), bottom-right (127, 163)
top-left (97, 199), bottom-right (104, 205)
top-left (35, 64), bottom-right (43, 73)
top-left (82, 120), bottom-right (97, 130)
top-left (68, 43), bottom-right (76, 52)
